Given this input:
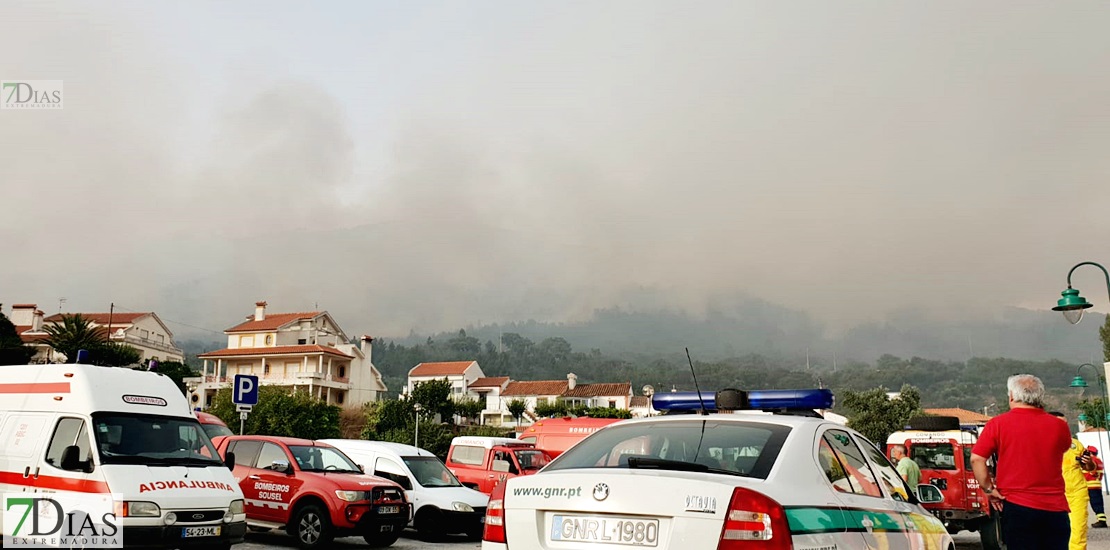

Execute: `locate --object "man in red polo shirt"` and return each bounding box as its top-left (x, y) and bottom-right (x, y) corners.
top-left (971, 374), bottom-right (1073, 550)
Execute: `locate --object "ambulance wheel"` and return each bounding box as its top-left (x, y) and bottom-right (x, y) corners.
top-left (291, 503), bottom-right (334, 549)
top-left (363, 532), bottom-right (401, 547)
top-left (906, 415), bottom-right (961, 431)
top-left (415, 508), bottom-right (445, 541)
top-left (980, 513), bottom-right (1005, 550)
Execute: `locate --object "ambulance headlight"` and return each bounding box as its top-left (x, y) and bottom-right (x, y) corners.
top-left (122, 501), bottom-right (161, 517)
top-left (226, 500), bottom-right (244, 520)
top-left (164, 512), bottom-right (177, 525)
top-left (452, 502), bottom-right (474, 513)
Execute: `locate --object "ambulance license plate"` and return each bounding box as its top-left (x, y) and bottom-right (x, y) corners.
top-left (182, 526), bottom-right (221, 538)
top-left (551, 515), bottom-right (659, 547)
top-left (377, 505), bottom-right (400, 514)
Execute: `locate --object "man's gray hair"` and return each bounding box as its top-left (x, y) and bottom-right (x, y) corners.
top-left (1008, 374), bottom-right (1045, 408)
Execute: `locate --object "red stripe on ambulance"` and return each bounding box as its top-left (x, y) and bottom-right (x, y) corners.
top-left (0, 382), bottom-right (71, 393)
top-left (0, 470), bottom-right (109, 493)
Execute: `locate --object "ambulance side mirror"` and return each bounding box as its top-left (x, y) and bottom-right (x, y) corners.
top-left (60, 445), bottom-right (93, 473)
top-left (224, 451), bottom-right (236, 470)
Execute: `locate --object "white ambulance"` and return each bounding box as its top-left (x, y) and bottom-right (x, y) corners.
top-left (0, 363), bottom-right (247, 549)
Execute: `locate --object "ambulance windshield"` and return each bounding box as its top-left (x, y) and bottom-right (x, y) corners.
top-left (92, 413), bottom-right (223, 466)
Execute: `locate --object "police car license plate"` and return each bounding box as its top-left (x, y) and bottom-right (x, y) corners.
top-left (551, 515), bottom-right (659, 546)
top-left (182, 526), bottom-right (220, 538)
top-left (377, 505), bottom-right (400, 514)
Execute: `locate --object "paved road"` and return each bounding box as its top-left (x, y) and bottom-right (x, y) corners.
top-left (237, 524), bottom-right (1110, 549)
top-left (236, 528), bottom-right (480, 549)
top-left (236, 529), bottom-right (1110, 549)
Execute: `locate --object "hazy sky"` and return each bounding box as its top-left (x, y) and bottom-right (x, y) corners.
top-left (2, 1), bottom-right (1109, 341)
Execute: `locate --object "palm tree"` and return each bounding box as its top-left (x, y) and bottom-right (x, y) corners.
top-left (42, 314), bottom-right (106, 363)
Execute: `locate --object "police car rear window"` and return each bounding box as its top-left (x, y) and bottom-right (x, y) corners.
top-left (545, 420), bottom-right (790, 479)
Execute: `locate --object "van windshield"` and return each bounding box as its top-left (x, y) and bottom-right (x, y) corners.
top-left (402, 456), bottom-right (462, 487)
top-left (92, 413), bottom-right (223, 467)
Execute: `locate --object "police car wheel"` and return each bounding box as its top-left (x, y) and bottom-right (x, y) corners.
top-left (291, 504), bottom-right (334, 549)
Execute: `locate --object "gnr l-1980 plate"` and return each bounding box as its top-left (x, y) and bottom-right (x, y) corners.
top-left (551, 514), bottom-right (659, 546)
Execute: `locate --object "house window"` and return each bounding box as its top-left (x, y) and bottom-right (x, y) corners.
top-left (297, 339), bottom-right (306, 345)
top-left (156, 334), bottom-right (164, 344)
top-left (609, 400), bottom-right (617, 408)
top-left (338, 366), bottom-right (346, 378)
top-left (336, 392), bottom-right (345, 404)
top-left (264, 365), bottom-right (270, 375)
top-left (141, 329), bottom-right (149, 339)
top-left (265, 335), bottom-right (273, 345)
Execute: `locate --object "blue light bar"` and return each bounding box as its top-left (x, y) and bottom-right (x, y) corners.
top-left (652, 388), bottom-right (834, 412)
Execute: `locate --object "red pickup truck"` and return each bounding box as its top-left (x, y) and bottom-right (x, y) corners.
top-left (213, 435), bottom-right (409, 549)
top-left (445, 436), bottom-right (555, 494)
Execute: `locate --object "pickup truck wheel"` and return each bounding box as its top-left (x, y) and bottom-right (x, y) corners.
top-left (363, 532), bottom-right (401, 548)
top-left (415, 508), bottom-right (445, 541)
top-left (980, 512), bottom-right (1005, 550)
top-left (291, 504), bottom-right (334, 549)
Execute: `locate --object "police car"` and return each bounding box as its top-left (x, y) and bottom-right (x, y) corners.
top-left (481, 388), bottom-right (954, 550)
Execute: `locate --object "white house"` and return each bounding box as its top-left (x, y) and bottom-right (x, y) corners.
top-left (8, 303), bottom-right (185, 364)
top-left (466, 376), bottom-right (510, 425)
top-left (405, 360), bottom-right (484, 397)
top-left (495, 373), bottom-right (634, 427)
top-left (192, 301), bottom-right (387, 409)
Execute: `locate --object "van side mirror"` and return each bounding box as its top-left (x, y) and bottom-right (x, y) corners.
top-left (358, 464), bottom-right (365, 473)
top-left (224, 451), bottom-right (236, 471)
top-left (60, 445), bottom-right (92, 473)
top-left (916, 483), bottom-right (944, 504)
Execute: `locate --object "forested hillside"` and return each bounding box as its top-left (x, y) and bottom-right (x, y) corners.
top-left (372, 329), bottom-right (1098, 416)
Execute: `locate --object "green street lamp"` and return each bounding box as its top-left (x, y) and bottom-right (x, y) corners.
top-left (1071, 363), bottom-right (1107, 459)
top-left (1052, 261), bottom-right (1110, 324)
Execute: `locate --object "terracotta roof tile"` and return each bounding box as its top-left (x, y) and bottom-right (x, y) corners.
top-left (15, 325), bottom-right (49, 343)
top-left (503, 380), bottom-right (568, 397)
top-left (44, 312), bottom-right (147, 324)
top-left (224, 312), bottom-right (322, 333)
top-left (409, 361), bottom-right (477, 377)
top-left (563, 382), bottom-right (631, 398)
top-left (469, 376), bottom-right (510, 388)
top-left (197, 345), bottom-right (353, 359)
top-left (923, 408), bottom-right (992, 425)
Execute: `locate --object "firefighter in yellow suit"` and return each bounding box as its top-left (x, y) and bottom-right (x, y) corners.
top-left (1053, 412), bottom-right (1096, 550)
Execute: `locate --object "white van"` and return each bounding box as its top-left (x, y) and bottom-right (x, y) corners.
top-left (0, 364), bottom-right (247, 549)
top-left (320, 439), bottom-right (489, 540)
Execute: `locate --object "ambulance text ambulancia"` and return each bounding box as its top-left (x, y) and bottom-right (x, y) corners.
top-left (482, 388), bottom-right (955, 550)
top-left (0, 363), bottom-right (246, 549)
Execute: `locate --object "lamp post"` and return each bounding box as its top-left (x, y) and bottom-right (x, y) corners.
top-left (1069, 363), bottom-right (1107, 467)
top-left (1052, 261), bottom-right (1110, 325)
top-left (414, 403), bottom-right (423, 448)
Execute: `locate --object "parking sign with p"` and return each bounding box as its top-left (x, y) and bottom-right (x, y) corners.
top-left (233, 374), bottom-right (259, 407)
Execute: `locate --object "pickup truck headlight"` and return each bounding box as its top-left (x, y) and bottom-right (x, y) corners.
top-left (336, 490), bottom-right (368, 502)
top-left (452, 501), bottom-right (475, 513)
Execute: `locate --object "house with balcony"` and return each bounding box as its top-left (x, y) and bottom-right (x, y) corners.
top-left (466, 376), bottom-right (510, 425)
top-left (7, 303), bottom-right (185, 364)
top-left (191, 301), bottom-right (387, 410)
